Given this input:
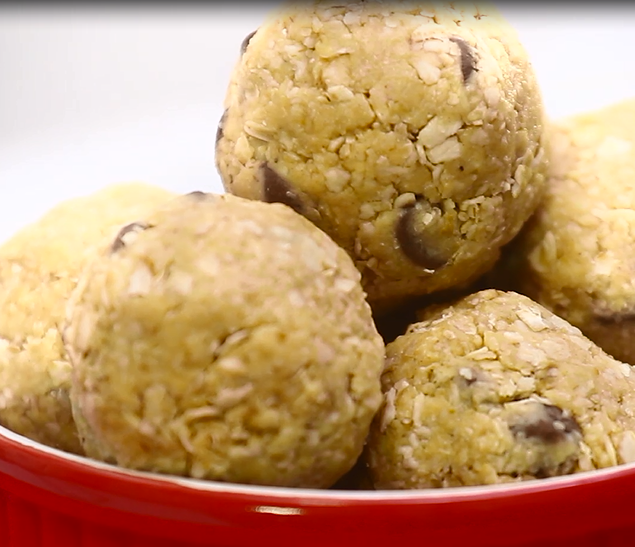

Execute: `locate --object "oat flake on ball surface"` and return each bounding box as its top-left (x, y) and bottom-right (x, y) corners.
top-left (216, 1), bottom-right (549, 311)
top-left (64, 192), bottom-right (384, 488)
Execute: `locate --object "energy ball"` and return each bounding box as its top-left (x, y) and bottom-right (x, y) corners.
top-left (216, 1), bottom-right (548, 310)
top-left (509, 98), bottom-right (635, 365)
top-left (366, 290), bottom-right (635, 489)
top-left (64, 192), bottom-right (384, 488)
top-left (0, 183), bottom-right (174, 454)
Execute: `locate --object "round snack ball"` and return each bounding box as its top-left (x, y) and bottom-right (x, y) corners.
top-left (366, 289), bottom-right (635, 489)
top-left (0, 183), bottom-right (174, 454)
top-left (64, 192), bottom-right (384, 488)
top-left (507, 98), bottom-right (635, 365)
top-left (216, 1), bottom-right (548, 310)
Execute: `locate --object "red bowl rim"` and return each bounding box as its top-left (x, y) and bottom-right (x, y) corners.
top-left (2, 422), bottom-right (634, 504)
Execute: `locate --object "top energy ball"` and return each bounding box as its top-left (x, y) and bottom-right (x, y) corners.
top-left (216, 1), bottom-right (548, 309)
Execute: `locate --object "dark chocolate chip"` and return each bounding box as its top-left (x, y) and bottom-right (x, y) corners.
top-left (534, 467), bottom-right (551, 479)
top-left (261, 163), bottom-right (305, 215)
top-left (510, 404), bottom-right (581, 445)
top-left (449, 37), bottom-right (477, 83)
top-left (240, 30), bottom-right (257, 56)
top-left (595, 310), bottom-right (635, 325)
top-left (186, 191), bottom-right (207, 199)
top-left (111, 222), bottom-right (150, 253)
top-left (535, 457), bottom-right (579, 479)
top-left (395, 205), bottom-right (451, 271)
top-left (216, 109), bottom-right (228, 147)
top-left (455, 366), bottom-right (489, 391)
top-left (459, 368), bottom-right (479, 386)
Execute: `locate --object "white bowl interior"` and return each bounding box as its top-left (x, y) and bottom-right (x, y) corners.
top-left (1, 423), bottom-right (633, 503)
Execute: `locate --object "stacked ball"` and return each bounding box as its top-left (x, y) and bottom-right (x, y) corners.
top-left (3, 2), bottom-right (635, 491)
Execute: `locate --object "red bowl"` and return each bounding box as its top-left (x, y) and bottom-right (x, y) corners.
top-left (0, 424), bottom-right (633, 547)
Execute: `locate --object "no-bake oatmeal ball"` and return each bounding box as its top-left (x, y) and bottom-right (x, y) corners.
top-left (216, 1), bottom-right (549, 310)
top-left (508, 98), bottom-right (635, 365)
top-left (366, 290), bottom-right (635, 489)
top-left (64, 192), bottom-right (384, 488)
top-left (0, 183), bottom-right (174, 453)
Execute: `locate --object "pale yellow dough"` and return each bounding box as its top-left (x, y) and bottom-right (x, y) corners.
top-left (508, 98), bottom-right (635, 364)
top-left (0, 183), bottom-right (174, 453)
top-left (65, 192), bottom-right (384, 488)
top-left (217, 1), bottom-right (548, 310)
top-left (367, 290), bottom-right (635, 489)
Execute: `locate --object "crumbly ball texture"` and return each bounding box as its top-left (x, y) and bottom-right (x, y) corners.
top-left (508, 98), bottom-right (635, 365)
top-left (0, 183), bottom-right (175, 454)
top-left (216, 1), bottom-right (548, 310)
top-left (366, 290), bottom-right (635, 489)
top-left (64, 192), bottom-right (384, 488)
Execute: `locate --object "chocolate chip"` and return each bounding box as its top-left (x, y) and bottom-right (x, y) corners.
top-left (535, 456), bottom-right (581, 479)
top-left (510, 403), bottom-right (581, 445)
top-left (449, 37), bottom-right (477, 83)
top-left (595, 310), bottom-right (635, 325)
top-left (216, 109), bottom-right (228, 148)
top-left (111, 222), bottom-right (150, 253)
top-left (395, 204), bottom-right (451, 271)
top-left (240, 30), bottom-right (257, 56)
top-left (186, 191), bottom-right (207, 199)
top-left (458, 368), bottom-right (479, 386)
top-left (535, 466), bottom-right (558, 480)
top-left (261, 163), bottom-right (305, 215)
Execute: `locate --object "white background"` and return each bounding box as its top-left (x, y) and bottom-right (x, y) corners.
top-left (1, 3), bottom-right (634, 243)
